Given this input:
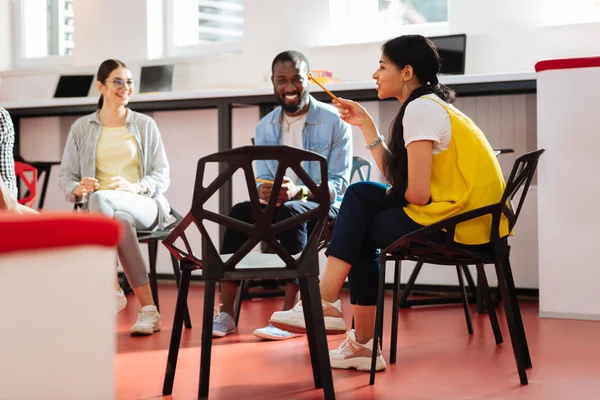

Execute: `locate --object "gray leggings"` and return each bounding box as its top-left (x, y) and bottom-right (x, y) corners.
top-left (88, 190), bottom-right (158, 288)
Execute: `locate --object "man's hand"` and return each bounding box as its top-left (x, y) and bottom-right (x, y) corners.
top-left (259, 176), bottom-right (301, 206)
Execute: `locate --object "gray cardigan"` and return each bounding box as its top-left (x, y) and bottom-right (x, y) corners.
top-left (58, 109), bottom-right (171, 228)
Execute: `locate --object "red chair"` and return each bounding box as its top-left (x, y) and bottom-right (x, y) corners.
top-left (14, 161), bottom-right (38, 208)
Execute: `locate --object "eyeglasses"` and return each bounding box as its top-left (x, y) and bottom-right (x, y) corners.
top-left (107, 78), bottom-right (136, 89)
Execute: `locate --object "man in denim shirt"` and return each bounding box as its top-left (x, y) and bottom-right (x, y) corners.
top-left (213, 51), bottom-right (352, 340)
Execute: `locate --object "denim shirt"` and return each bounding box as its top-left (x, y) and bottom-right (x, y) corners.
top-left (58, 109), bottom-right (171, 228)
top-left (254, 95), bottom-right (352, 207)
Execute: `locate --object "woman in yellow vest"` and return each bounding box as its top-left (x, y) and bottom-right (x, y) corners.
top-left (270, 34), bottom-right (508, 372)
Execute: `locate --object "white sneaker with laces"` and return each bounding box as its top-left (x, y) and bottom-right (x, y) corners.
top-left (212, 304), bottom-right (236, 337)
top-left (253, 324), bottom-right (301, 341)
top-left (269, 299), bottom-right (346, 335)
top-left (116, 288), bottom-right (127, 314)
top-left (329, 330), bottom-right (387, 371)
top-left (130, 305), bottom-right (161, 336)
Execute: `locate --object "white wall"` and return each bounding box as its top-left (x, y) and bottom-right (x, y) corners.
top-left (73, 0), bottom-right (153, 67)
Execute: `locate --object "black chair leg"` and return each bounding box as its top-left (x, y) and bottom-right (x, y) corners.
top-left (170, 254), bottom-right (192, 329)
top-left (502, 257), bottom-right (532, 369)
top-left (234, 280), bottom-right (247, 327)
top-left (495, 262), bottom-right (528, 385)
top-left (147, 241), bottom-right (160, 311)
top-left (461, 265), bottom-right (478, 303)
top-left (199, 279), bottom-right (217, 398)
top-left (370, 253), bottom-right (387, 385)
top-left (456, 265), bottom-right (473, 335)
top-left (120, 273), bottom-right (133, 295)
top-left (476, 264), bottom-right (502, 345)
top-left (476, 267), bottom-right (486, 313)
top-left (162, 266), bottom-right (192, 395)
top-left (399, 261), bottom-right (423, 308)
top-left (390, 259), bottom-right (401, 364)
top-left (299, 278), bottom-right (322, 389)
top-left (300, 276), bottom-right (335, 399)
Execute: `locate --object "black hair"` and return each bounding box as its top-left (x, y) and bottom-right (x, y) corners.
top-left (382, 35), bottom-right (456, 204)
top-left (271, 50), bottom-right (310, 74)
top-left (96, 59), bottom-right (128, 109)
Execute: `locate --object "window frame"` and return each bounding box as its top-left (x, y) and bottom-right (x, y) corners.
top-left (12, 0), bottom-right (74, 70)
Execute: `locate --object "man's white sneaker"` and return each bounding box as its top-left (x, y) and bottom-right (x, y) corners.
top-left (253, 324), bottom-right (301, 341)
top-left (329, 330), bottom-right (387, 372)
top-left (130, 305), bottom-right (161, 336)
top-left (269, 299), bottom-right (346, 335)
top-left (212, 305), bottom-right (236, 337)
top-left (116, 288), bottom-right (127, 314)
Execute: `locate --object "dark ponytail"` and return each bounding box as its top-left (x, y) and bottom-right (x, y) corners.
top-left (96, 59), bottom-right (128, 109)
top-left (381, 35), bottom-right (456, 204)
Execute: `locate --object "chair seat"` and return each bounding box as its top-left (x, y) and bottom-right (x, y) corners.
top-left (220, 252), bottom-right (301, 269)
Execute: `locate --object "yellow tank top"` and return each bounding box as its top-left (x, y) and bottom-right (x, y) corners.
top-left (403, 97), bottom-right (510, 245)
top-left (95, 126), bottom-right (142, 190)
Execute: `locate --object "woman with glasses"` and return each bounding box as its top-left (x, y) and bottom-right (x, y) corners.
top-left (59, 59), bottom-right (170, 336)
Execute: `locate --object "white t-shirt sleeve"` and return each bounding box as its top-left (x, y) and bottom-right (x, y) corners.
top-left (402, 97), bottom-right (451, 153)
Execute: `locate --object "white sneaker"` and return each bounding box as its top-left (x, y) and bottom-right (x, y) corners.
top-left (130, 305), bottom-right (161, 336)
top-left (269, 299), bottom-right (346, 335)
top-left (116, 288), bottom-right (127, 314)
top-left (329, 330), bottom-right (387, 372)
top-left (212, 305), bottom-right (236, 338)
top-left (253, 324), bottom-right (301, 341)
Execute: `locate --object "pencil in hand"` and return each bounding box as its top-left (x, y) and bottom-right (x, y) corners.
top-left (255, 178), bottom-right (274, 184)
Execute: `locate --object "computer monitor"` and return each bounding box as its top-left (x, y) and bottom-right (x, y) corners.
top-left (139, 65), bottom-right (174, 93)
top-left (429, 34), bottom-right (467, 75)
top-left (53, 75), bottom-right (94, 98)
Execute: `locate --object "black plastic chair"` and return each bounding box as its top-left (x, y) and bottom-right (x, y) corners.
top-left (370, 149), bottom-right (544, 385)
top-left (240, 155), bottom-right (373, 304)
top-left (137, 208), bottom-right (192, 329)
top-left (161, 145), bottom-right (335, 399)
top-left (398, 149), bottom-right (515, 312)
top-left (350, 155), bottom-right (372, 182)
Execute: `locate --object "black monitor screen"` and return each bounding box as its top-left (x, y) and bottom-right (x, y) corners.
top-left (139, 65), bottom-right (174, 93)
top-left (429, 34), bottom-right (467, 75)
top-left (53, 75), bottom-right (94, 98)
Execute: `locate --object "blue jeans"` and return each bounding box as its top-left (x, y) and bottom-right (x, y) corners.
top-left (325, 181), bottom-right (425, 306)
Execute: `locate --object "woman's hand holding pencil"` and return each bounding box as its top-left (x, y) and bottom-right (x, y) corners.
top-left (332, 97), bottom-right (374, 128)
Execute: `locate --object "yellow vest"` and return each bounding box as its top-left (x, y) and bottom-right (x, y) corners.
top-left (403, 97), bottom-right (510, 245)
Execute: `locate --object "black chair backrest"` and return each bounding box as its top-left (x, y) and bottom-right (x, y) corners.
top-left (191, 145), bottom-right (330, 279)
top-left (383, 149), bottom-right (545, 265)
top-left (490, 149), bottom-right (545, 251)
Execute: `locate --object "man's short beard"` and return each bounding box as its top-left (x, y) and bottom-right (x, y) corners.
top-left (276, 91), bottom-right (310, 113)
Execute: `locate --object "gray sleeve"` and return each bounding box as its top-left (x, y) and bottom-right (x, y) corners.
top-left (139, 119), bottom-right (170, 197)
top-left (326, 118), bottom-right (353, 202)
top-left (0, 108), bottom-right (17, 197)
top-left (58, 121), bottom-right (82, 202)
